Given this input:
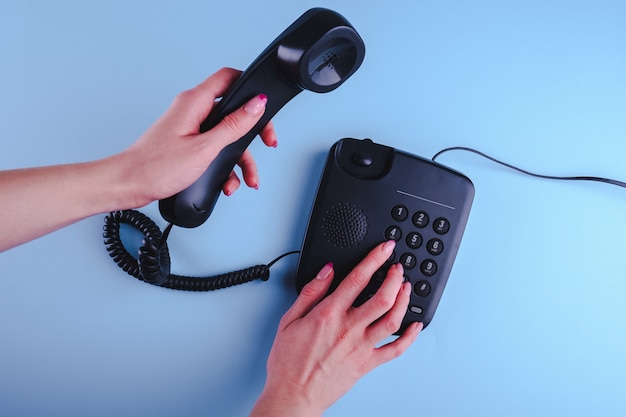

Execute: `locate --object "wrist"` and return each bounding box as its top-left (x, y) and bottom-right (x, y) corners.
top-left (96, 152), bottom-right (151, 211)
top-left (249, 387), bottom-right (324, 417)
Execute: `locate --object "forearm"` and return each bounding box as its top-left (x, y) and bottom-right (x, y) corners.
top-left (0, 155), bottom-right (135, 252)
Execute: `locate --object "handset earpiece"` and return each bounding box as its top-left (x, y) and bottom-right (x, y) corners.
top-left (159, 8), bottom-right (365, 228)
top-left (275, 12), bottom-right (365, 93)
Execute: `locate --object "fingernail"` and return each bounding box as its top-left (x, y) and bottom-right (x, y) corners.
top-left (395, 263), bottom-right (404, 275)
top-left (316, 262), bottom-right (333, 280)
top-left (243, 94), bottom-right (267, 116)
top-left (382, 240), bottom-right (396, 255)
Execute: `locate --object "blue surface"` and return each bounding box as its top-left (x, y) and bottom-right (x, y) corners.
top-left (1, 1), bottom-right (625, 416)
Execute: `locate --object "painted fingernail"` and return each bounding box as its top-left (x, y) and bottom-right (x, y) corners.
top-left (243, 94), bottom-right (267, 116)
top-left (316, 262), bottom-right (333, 280)
top-left (382, 240), bottom-right (396, 255)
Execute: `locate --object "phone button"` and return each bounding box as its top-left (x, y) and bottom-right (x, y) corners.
top-left (414, 280), bottom-right (431, 297)
top-left (409, 305), bottom-right (424, 315)
top-left (352, 151), bottom-right (373, 167)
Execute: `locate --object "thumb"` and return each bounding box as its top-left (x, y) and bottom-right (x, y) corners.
top-left (203, 94), bottom-right (268, 148)
top-left (281, 263), bottom-right (335, 324)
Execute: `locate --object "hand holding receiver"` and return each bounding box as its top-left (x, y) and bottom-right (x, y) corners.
top-left (159, 8), bottom-right (366, 228)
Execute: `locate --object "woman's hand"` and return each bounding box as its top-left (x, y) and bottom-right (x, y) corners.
top-left (0, 67), bottom-right (276, 251)
top-left (250, 240), bottom-right (423, 417)
top-left (114, 67), bottom-right (277, 209)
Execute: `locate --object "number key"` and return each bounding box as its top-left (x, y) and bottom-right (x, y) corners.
top-left (391, 205), bottom-right (408, 221)
top-left (412, 211), bottom-right (429, 228)
top-left (399, 253), bottom-right (417, 269)
top-left (427, 238), bottom-right (444, 255)
top-left (433, 217), bottom-right (450, 234)
top-left (406, 232), bottom-right (423, 249)
top-left (420, 259), bottom-right (437, 276)
top-left (385, 225), bottom-right (402, 241)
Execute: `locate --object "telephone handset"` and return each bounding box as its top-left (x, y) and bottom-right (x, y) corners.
top-left (104, 8), bottom-right (365, 289)
top-left (159, 7), bottom-right (366, 228)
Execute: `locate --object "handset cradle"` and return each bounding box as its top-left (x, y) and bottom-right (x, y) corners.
top-left (159, 8), bottom-right (365, 228)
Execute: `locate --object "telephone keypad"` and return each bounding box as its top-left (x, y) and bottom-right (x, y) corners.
top-left (384, 208), bottom-right (452, 319)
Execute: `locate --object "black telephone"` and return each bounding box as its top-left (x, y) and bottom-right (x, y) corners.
top-left (296, 138), bottom-right (474, 331)
top-left (159, 7), bottom-right (365, 228)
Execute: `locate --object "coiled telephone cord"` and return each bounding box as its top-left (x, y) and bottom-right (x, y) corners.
top-left (102, 209), bottom-right (298, 291)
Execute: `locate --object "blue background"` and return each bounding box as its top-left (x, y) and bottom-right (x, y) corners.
top-left (1, 1), bottom-right (625, 416)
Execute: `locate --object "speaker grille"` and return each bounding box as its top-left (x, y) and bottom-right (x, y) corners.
top-left (323, 50), bottom-right (338, 69)
top-left (322, 203), bottom-right (368, 248)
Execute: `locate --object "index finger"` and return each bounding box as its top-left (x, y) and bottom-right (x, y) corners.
top-left (164, 67), bottom-right (243, 134)
top-left (327, 240), bottom-right (396, 309)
